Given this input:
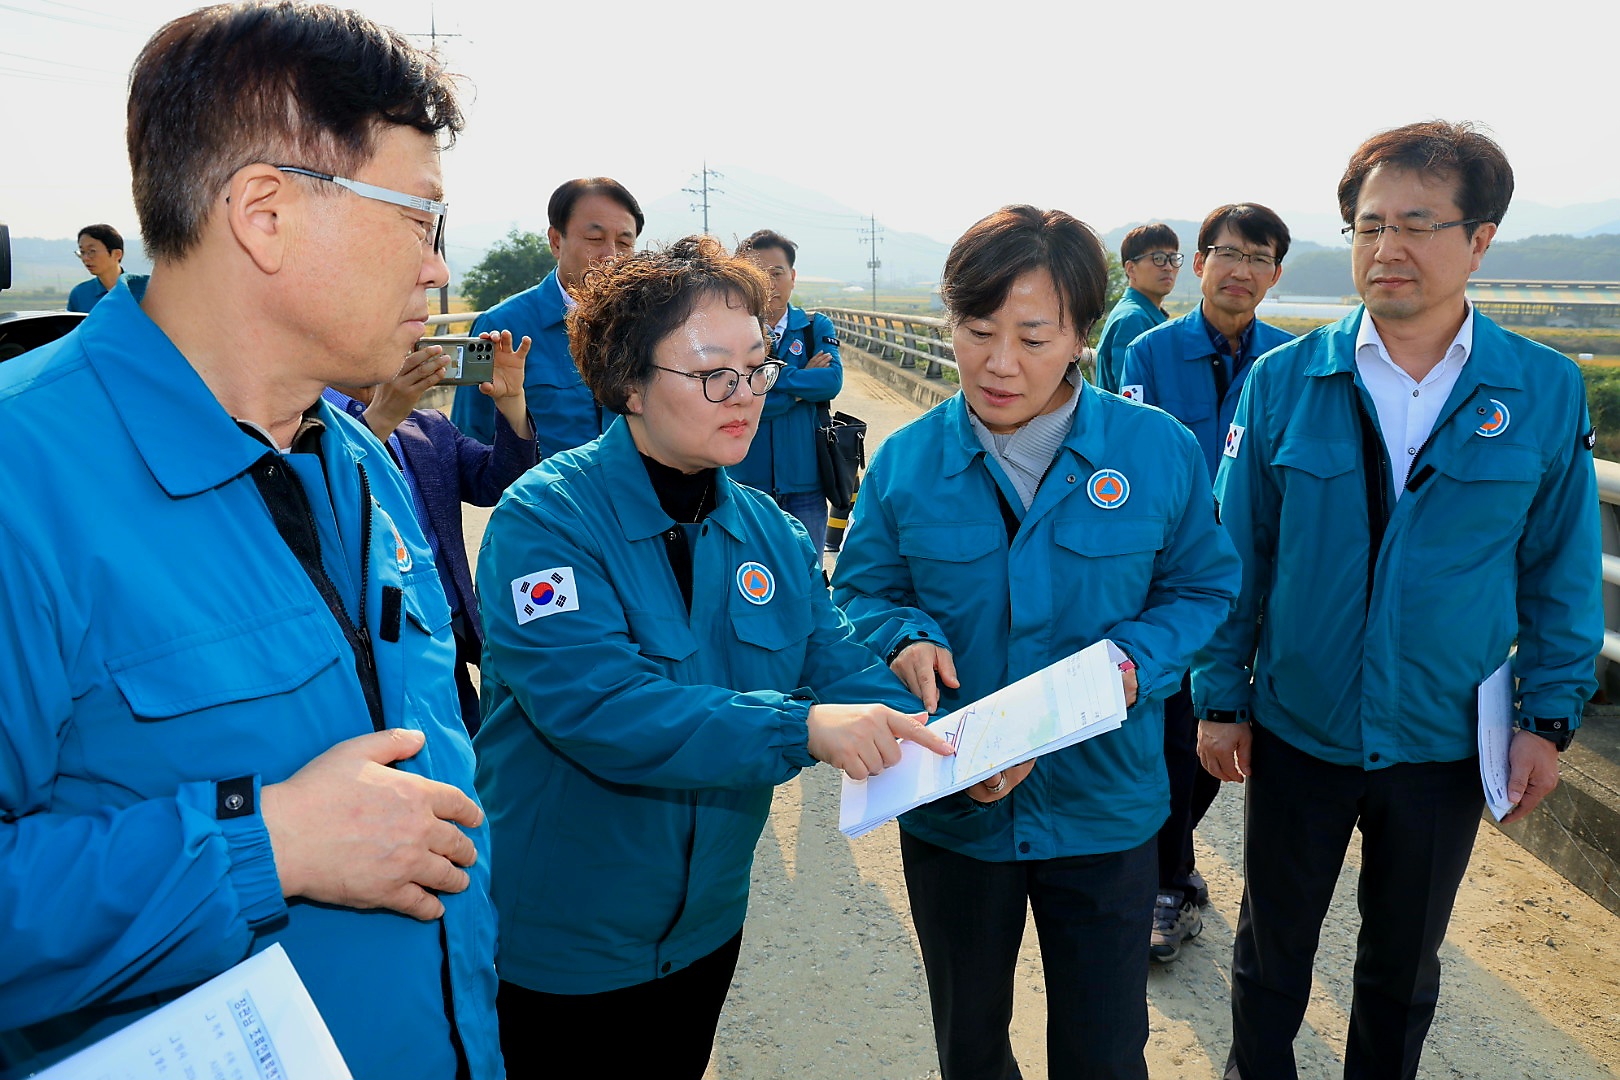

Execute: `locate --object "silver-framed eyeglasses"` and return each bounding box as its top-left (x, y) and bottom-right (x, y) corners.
top-left (1129, 251), bottom-right (1184, 268)
top-left (652, 361), bottom-right (784, 403)
top-left (1341, 219), bottom-right (1480, 246)
top-left (274, 165), bottom-right (447, 255)
top-left (1205, 246), bottom-right (1279, 271)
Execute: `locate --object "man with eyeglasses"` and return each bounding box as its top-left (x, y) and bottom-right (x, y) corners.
top-left (732, 228), bottom-right (844, 552)
top-left (1095, 223), bottom-right (1181, 394)
top-left (67, 223), bottom-right (127, 313)
top-left (1117, 203), bottom-right (1293, 966)
top-left (452, 177), bottom-right (645, 454)
top-left (1195, 121), bottom-right (1600, 1079)
top-left (0, 6), bottom-right (501, 1078)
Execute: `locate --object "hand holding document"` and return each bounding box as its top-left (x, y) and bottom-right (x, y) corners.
top-left (35, 944), bottom-right (351, 1080)
top-left (1478, 659), bottom-right (1516, 821)
top-left (840, 640), bottom-right (1129, 838)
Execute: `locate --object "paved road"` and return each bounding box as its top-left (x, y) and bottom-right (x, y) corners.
top-left (459, 365), bottom-right (1620, 1079)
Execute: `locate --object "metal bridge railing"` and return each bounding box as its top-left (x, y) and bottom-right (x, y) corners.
top-left (821, 306), bottom-right (957, 379)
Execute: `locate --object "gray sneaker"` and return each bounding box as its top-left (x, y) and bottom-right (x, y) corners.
top-left (1150, 892), bottom-right (1202, 963)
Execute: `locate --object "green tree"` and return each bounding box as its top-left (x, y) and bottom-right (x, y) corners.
top-left (460, 229), bottom-right (557, 312)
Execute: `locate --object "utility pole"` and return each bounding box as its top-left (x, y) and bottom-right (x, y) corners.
top-left (405, 7), bottom-right (461, 319)
top-left (859, 214), bottom-right (884, 312)
top-left (684, 163), bottom-right (724, 236)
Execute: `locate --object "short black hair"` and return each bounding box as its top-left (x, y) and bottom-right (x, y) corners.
top-left (1197, 204), bottom-right (1291, 264)
top-left (569, 235), bottom-right (769, 414)
top-left (737, 229), bottom-right (797, 268)
top-left (1338, 120), bottom-right (1513, 239)
top-left (941, 205), bottom-right (1109, 341)
top-left (548, 178), bottom-right (645, 237)
top-left (77, 224), bottom-right (125, 256)
top-left (1120, 223), bottom-right (1179, 264)
top-left (128, 2), bottom-right (463, 263)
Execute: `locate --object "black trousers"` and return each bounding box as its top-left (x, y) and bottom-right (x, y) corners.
top-left (900, 830), bottom-right (1155, 1080)
top-left (495, 929), bottom-right (743, 1079)
top-left (1226, 725), bottom-right (1484, 1080)
top-left (1157, 674), bottom-right (1221, 898)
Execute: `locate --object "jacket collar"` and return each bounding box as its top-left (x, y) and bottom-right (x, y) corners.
top-left (81, 278), bottom-right (295, 497)
top-left (598, 419), bottom-right (748, 543)
top-left (1304, 306), bottom-right (1519, 391)
top-left (940, 378), bottom-right (1109, 478)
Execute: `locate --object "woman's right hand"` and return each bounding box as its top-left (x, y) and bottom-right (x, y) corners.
top-left (890, 641), bottom-right (960, 713)
top-left (806, 704), bottom-right (955, 781)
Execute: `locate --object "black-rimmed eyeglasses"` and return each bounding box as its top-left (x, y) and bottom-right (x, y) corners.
top-left (1128, 251), bottom-right (1184, 269)
top-left (274, 165), bottom-right (447, 256)
top-left (652, 361), bottom-right (784, 403)
top-left (1341, 219), bottom-right (1480, 246)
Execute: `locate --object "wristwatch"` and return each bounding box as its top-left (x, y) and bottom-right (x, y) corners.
top-left (1519, 716), bottom-right (1577, 752)
top-left (1199, 707), bottom-right (1250, 724)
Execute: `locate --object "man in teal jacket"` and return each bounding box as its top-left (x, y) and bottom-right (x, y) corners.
top-left (1118, 203), bottom-right (1293, 963)
top-left (734, 229), bottom-right (844, 551)
top-left (1094, 222), bottom-right (1180, 393)
top-left (1194, 121), bottom-right (1601, 1080)
top-left (452, 177), bottom-right (643, 452)
top-left (0, 8), bottom-right (499, 1077)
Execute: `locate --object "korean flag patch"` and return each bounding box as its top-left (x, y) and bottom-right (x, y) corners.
top-left (1121, 384), bottom-right (1144, 402)
top-left (1223, 423), bottom-right (1246, 459)
top-left (512, 566), bottom-right (578, 625)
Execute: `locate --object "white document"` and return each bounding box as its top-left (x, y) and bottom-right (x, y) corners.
top-left (1478, 659), bottom-right (1517, 821)
top-left (36, 943), bottom-right (352, 1080)
top-left (840, 639), bottom-right (1129, 839)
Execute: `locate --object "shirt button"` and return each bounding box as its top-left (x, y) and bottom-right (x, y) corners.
top-left (1412, 389), bottom-right (1420, 398)
top-left (1368, 752), bottom-right (1381, 763)
top-left (1018, 841), bottom-right (1031, 854)
top-left (1407, 447), bottom-right (1417, 455)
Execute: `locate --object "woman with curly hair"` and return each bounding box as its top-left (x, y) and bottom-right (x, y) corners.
top-left (472, 234), bottom-right (954, 1076)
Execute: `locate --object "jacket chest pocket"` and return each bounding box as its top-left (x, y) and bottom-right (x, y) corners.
top-left (897, 521), bottom-right (1003, 612)
top-left (1273, 436), bottom-right (1360, 528)
top-left (729, 591), bottom-right (814, 693)
top-left (1052, 518), bottom-right (1164, 612)
top-left (625, 609), bottom-right (701, 667)
top-left (1429, 442), bottom-right (1544, 537)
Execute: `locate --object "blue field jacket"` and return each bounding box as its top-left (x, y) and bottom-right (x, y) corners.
top-left (1120, 305), bottom-right (1293, 483)
top-left (730, 306), bottom-right (843, 496)
top-left (1193, 308), bottom-right (1602, 767)
top-left (832, 386), bottom-right (1241, 861)
top-left (474, 419), bottom-right (919, 994)
top-left (0, 280), bottom-right (499, 1079)
top-left (453, 269), bottom-right (608, 455)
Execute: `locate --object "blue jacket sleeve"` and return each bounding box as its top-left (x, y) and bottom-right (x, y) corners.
top-left (1192, 365), bottom-right (1279, 717)
top-left (1118, 336), bottom-right (1158, 404)
top-left (829, 446), bottom-right (954, 664)
top-left (0, 529), bottom-right (285, 1027)
top-left (434, 408), bottom-right (536, 507)
top-left (772, 314), bottom-right (843, 404)
top-left (478, 496), bottom-right (818, 790)
top-left (1101, 422), bottom-right (1242, 701)
top-left (1512, 372), bottom-right (1603, 725)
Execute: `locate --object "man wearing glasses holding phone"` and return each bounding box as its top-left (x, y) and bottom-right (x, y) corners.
top-left (1195, 122), bottom-right (1600, 1078)
top-left (1095, 222), bottom-right (1182, 394)
top-left (1117, 203), bottom-right (1294, 965)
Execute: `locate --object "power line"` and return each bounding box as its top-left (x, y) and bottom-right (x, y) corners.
top-left (683, 163), bottom-right (723, 236)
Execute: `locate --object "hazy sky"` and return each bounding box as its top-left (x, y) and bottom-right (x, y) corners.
top-left (7, 0), bottom-right (1619, 259)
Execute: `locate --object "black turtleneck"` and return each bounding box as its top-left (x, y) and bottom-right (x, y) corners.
top-left (638, 453), bottom-right (717, 612)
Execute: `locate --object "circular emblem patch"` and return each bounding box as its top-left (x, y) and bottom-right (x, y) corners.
top-left (1476, 398), bottom-right (1511, 438)
top-left (789, 338), bottom-right (804, 356)
top-left (736, 561), bottom-right (775, 605)
top-left (390, 520), bottom-right (413, 571)
top-left (1087, 469), bottom-right (1130, 509)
